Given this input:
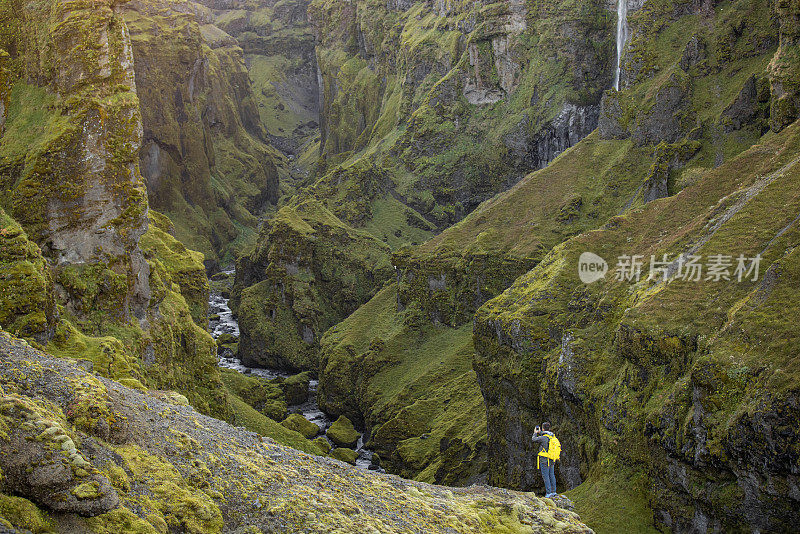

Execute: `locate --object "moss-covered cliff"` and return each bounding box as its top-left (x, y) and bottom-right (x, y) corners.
top-left (475, 117), bottom-right (800, 534)
top-left (122, 0), bottom-right (280, 268)
top-left (307, 0), bottom-right (615, 228)
top-left (233, 198), bottom-right (392, 371)
top-left (0, 0), bottom-right (152, 324)
top-left (0, 0), bottom-right (297, 439)
top-left (317, 2), bottom-right (800, 530)
top-left (465, 0), bottom-right (800, 530)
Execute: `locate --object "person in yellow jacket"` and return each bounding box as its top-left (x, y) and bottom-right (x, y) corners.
top-left (531, 422), bottom-right (561, 498)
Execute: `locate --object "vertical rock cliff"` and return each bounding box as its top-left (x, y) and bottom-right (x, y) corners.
top-left (0, 0), bottom-right (231, 421)
top-left (122, 0), bottom-right (280, 268)
top-left (1, 0), bottom-right (151, 326)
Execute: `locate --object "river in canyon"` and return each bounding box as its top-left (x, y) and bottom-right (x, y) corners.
top-left (208, 271), bottom-right (381, 471)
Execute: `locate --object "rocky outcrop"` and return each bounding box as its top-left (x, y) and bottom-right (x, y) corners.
top-left (0, 332), bottom-right (593, 533)
top-left (232, 200), bottom-right (392, 371)
top-left (768, 0), bottom-right (800, 131)
top-left (503, 104), bottom-right (600, 172)
top-left (0, 387), bottom-right (119, 517)
top-left (720, 74), bottom-right (771, 134)
top-left (0, 0), bottom-right (151, 323)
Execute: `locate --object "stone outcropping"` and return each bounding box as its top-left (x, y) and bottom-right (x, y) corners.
top-left (0, 0), bottom-right (151, 324)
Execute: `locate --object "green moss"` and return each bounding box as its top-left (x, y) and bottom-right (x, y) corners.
top-left (0, 83), bottom-right (71, 167)
top-left (312, 436), bottom-right (332, 454)
top-left (0, 209), bottom-right (55, 341)
top-left (87, 508), bottom-right (160, 534)
top-left (0, 494), bottom-right (54, 534)
top-left (329, 447), bottom-right (358, 465)
top-left (565, 461), bottom-right (659, 534)
top-left (224, 390), bottom-right (322, 455)
top-left (326, 415), bottom-right (359, 448)
top-left (72, 481), bottom-right (102, 500)
top-left (47, 322), bottom-right (143, 383)
top-left (140, 212), bottom-right (209, 327)
top-left (281, 413), bottom-right (320, 438)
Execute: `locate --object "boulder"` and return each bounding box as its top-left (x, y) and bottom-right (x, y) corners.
top-left (326, 416), bottom-right (360, 448)
top-left (282, 372), bottom-right (311, 406)
top-left (0, 394), bottom-right (118, 516)
top-left (281, 413), bottom-right (320, 439)
top-left (329, 448), bottom-right (358, 465)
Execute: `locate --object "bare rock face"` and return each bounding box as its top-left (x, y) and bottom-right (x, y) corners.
top-left (504, 104), bottom-right (600, 171)
top-left (631, 73), bottom-right (694, 146)
top-left (769, 0), bottom-right (800, 132)
top-left (600, 72), bottom-right (694, 147)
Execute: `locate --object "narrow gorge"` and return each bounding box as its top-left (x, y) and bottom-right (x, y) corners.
top-left (0, 0), bottom-right (799, 532)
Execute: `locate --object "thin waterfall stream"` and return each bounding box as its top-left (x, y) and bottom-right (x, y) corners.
top-left (613, 0), bottom-right (629, 91)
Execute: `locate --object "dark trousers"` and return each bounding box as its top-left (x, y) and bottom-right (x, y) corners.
top-left (539, 456), bottom-right (557, 495)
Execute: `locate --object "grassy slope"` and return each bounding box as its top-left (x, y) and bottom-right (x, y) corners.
top-left (565, 461), bottom-right (659, 534)
top-left (417, 132), bottom-right (651, 260)
top-left (320, 284), bottom-right (487, 484)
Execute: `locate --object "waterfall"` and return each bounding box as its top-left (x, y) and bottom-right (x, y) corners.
top-left (613, 0), bottom-right (629, 91)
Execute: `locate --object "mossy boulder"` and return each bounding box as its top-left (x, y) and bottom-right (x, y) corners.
top-left (220, 369), bottom-right (287, 422)
top-left (280, 413), bottom-right (319, 439)
top-left (329, 447), bottom-right (358, 465)
top-left (326, 416), bottom-right (359, 449)
top-left (281, 372), bottom-right (311, 405)
top-left (0, 392), bottom-right (118, 516)
top-left (312, 436), bottom-right (332, 454)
